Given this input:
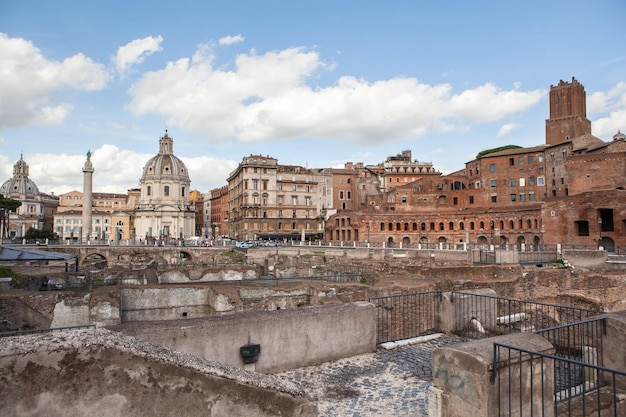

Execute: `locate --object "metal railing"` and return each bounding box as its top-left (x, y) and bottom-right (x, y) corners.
top-left (534, 317), bottom-right (607, 366)
top-left (493, 342), bottom-right (626, 417)
top-left (369, 291), bottom-right (440, 344)
top-left (450, 291), bottom-right (600, 339)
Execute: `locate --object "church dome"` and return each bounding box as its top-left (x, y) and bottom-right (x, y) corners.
top-left (0, 155), bottom-right (40, 196)
top-left (140, 131), bottom-right (190, 182)
top-left (612, 130), bottom-right (625, 142)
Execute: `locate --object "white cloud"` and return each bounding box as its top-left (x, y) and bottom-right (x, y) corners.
top-left (115, 35), bottom-right (163, 74)
top-left (219, 34), bottom-right (244, 46)
top-left (21, 144), bottom-right (236, 195)
top-left (588, 82), bottom-right (626, 138)
top-left (127, 45), bottom-right (544, 145)
top-left (497, 123), bottom-right (521, 138)
top-left (0, 33), bottom-right (110, 129)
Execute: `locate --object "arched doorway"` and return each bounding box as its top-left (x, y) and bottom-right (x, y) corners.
top-left (600, 237), bottom-right (615, 253)
top-left (419, 236), bottom-right (428, 245)
top-left (477, 236), bottom-right (488, 246)
top-left (402, 236), bottom-right (411, 246)
top-left (517, 236), bottom-right (525, 245)
top-left (387, 236), bottom-right (394, 248)
top-left (438, 237), bottom-right (447, 243)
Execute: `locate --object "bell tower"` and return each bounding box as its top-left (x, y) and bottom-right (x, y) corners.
top-left (545, 77), bottom-right (592, 145)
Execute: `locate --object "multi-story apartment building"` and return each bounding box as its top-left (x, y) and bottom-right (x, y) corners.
top-left (210, 185), bottom-right (228, 238)
top-left (226, 155), bottom-right (332, 242)
top-left (327, 77), bottom-right (626, 251)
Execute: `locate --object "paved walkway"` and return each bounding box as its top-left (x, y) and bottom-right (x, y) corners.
top-left (276, 335), bottom-right (466, 417)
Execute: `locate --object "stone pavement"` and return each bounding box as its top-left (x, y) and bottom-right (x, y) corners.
top-left (276, 334), bottom-right (467, 417)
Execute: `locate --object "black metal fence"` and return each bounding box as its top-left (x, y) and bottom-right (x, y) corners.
top-left (493, 342), bottom-right (626, 417)
top-left (450, 291), bottom-right (600, 339)
top-left (369, 291), bottom-right (440, 344)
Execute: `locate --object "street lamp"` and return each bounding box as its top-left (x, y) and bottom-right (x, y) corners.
top-left (366, 223), bottom-right (370, 246)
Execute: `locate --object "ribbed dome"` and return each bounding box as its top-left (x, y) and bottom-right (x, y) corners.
top-left (0, 156), bottom-right (40, 196)
top-left (140, 131), bottom-right (190, 182)
top-left (612, 130), bottom-right (625, 142)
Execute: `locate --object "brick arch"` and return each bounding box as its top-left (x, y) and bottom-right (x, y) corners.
top-left (79, 251), bottom-right (110, 268)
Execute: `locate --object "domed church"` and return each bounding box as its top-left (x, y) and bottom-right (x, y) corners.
top-left (133, 131), bottom-right (196, 242)
top-left (0, 155), bottom-right (58, 239)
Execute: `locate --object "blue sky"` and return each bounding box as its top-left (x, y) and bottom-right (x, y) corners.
top-left (1, 0), bottom-right (625, 195)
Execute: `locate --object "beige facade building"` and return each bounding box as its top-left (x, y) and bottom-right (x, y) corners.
top-left (226, 155), bottom-right (332, 242)
top-left (54, 190), bottom-right (132, 242)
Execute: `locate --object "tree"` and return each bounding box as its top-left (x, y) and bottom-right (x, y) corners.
top-left (24, 227), bottom-right (57, 241)
top-left (0, 194), bottom-right (21, 240)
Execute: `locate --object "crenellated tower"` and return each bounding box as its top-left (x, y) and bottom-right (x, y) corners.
top-left (545, 77), bottom-right (592, 145)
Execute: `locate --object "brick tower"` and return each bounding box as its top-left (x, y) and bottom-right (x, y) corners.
top-left (545, 77), bottom-right (592, 145)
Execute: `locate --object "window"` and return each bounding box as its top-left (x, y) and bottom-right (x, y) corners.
top-left (164, 185), bottom-right (169, 196)
top-left (518, 157), bottom-right (524, 165)
top-left (439, 222), bottom-right (444, 231)
top-left (538, 154), bottom-right (544, 162)
top-left (529, 176), bottom-right (535, 186)
top-left (490, 180), bottom-right (497, 188)
top-left (519, 178), bottom-right (525, 187)
top-left (490, 164), bottom-right (496, 172)
top-left (453, 197), bottom-right (458, 205)
top-left (537, 177), bottom-right (545, 186)
top-left (339, 191), bottom-right (344, 199)
top-left (575, 221), bottom-right (590, 236)
top-left (509, 158), bottom-right (515, 166)
top-left (469, 196), bottom-right (474, 204)
top-left (520, 194), bottom-right (526, 202)
top-left (147, 185), bottom-right (151, 196)
top-left (510, 194), bottom-right (517, 202)
top-left (509, 179), bottom-right (516, 187)
top-left (528, 155), bottom-right (534, 164)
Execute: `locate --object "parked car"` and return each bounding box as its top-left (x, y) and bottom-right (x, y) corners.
top-left (236, 241), bottom-right (256, 248)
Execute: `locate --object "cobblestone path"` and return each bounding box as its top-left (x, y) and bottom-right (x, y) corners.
top-left (276, 335), bottom-right (466, 417)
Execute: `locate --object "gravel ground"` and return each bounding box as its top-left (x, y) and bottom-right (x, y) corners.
top-left (276, 334), bottom-right (466, 417)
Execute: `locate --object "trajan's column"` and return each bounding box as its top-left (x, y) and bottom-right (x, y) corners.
top-left (82, 150), bottom-right (94, 242)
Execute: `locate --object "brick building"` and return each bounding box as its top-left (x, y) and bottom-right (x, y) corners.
top-left (327, 77), bottom-right (626, 251)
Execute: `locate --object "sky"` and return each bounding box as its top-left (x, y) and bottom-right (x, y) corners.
top-left (1, 1), bottom-right (625, 196)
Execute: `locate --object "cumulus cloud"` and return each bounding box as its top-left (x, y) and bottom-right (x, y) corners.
top-left (22, 145), bottom-right (235, 195)
top-left (497, 122), bottom-right (521, 138)
top-left (0, 33), bottom-right (110, 129)
top-left (219, 34), bottom-right (244, 46)
top-left (588, 82), bottom-right (626, 138)
top-left (127, 45), bottom-right (544, 145)
top-left (115, 35), bottom-right (163, 74)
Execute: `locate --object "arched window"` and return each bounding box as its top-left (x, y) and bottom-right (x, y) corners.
top-left (164, 185), bottom-right (170, 196)
top-left (460, 222), bottom-right (465, 230)
top-left (412, 222), bottom-right (418, 231)
top-left (147, 185), bottom-right (151, 196)
top-left (421, 222), bottom-right (426, 231)
top-left (439, 222), bottom-right (444, 231)
top-left (380, 222), bottom-right (385, 231)
top-left (509, 220), bottom-right (515, 229)
top-left (448, 222), bottom-right (454, 230)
